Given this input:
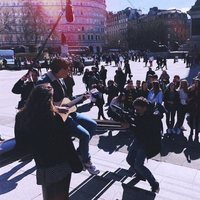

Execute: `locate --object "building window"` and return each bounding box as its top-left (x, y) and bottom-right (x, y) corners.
top-left (91, 35), bottom-right (94, 40)
top-left (82, 35), bottom-right (85, 40)
top-left (82, 26), bottom-right (84, 31)
top-left (88, 35), bottom-right (90, 40)
top-left (78, 35), bottom-right (81, 40)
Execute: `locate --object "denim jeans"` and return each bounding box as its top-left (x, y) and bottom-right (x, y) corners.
top-left (165, 104), bottom-right (177, 129)
top-left (126, 140), bottom-right (156, 186)
top-left (65, 113), bottom-right (97, 163)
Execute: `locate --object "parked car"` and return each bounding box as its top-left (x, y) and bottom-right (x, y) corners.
top-left (0, 49), bottom-right (15, 68)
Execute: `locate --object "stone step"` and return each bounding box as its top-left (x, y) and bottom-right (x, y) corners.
top-left (70, 166), bottom-right (200, 200)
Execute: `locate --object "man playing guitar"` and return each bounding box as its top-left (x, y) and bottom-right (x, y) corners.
top-left (37, 58), bottom-right (100, 175)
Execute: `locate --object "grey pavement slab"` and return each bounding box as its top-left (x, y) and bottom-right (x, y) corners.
top-left (0, 144), bottom-right (200, 200)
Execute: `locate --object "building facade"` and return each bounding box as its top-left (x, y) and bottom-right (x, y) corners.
top-left (129, 7), bottom-right (189, 51)
top-left (106, 7), bottom-right (142, 49)
top-left (151, 7), bottom-right (188, 50)
top-left (0, 0), bottom-right (106, 53)
top-left (106, 6), bottom-right (188, 51)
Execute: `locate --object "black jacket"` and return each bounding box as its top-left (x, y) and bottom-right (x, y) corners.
top-left (131, 112), bottom-right (162, 158)
top-left (163, 90), bottom-right (180, 108)
top-left (15, 113), bottom-right (83, 173)
top-left (12, 80), bottom-right (35, 108)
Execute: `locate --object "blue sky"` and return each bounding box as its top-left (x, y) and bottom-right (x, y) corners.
top-left (106, 0), bottom-right (197, 13)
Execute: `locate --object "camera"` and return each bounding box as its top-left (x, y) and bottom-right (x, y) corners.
top-left (111, 105), bottom-right (136, 125)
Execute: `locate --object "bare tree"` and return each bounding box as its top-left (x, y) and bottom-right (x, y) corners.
top-left (19, 0), bottom-right (50, 46)
top-left (0, 7), bottom-right (16, 43)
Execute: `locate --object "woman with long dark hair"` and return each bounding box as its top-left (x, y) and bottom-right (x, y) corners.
top-left (15, 84), bottom-right (83, 200)
top-left (163, 82), bottom-right (180, 134)
top-left (140, 81), bottom-right (149, 98)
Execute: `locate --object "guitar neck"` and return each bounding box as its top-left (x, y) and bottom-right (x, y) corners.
top-left (66, 96), bottom-right (84, 108)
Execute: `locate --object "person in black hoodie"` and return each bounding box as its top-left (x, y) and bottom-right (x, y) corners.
top-left (15, 84), bottom-right (83, 200)
top-left (105, 80), bottom-right (119, 106)
top-left (99, 65), bottom-right (107, 86)
top-left (12, 68), bottom-right (39, 109)
top-left (82, 69), bottom-right (91, 91)
top-left (124, 60), bottom-right (131, 79)
top-left (92, 82), bottom-right (107, 120)
top-left (114, 67), bottom-right (126, 92)
top-left (126, 97), bottom-right (161, 193)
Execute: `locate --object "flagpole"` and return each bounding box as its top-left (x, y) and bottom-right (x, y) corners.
top-left (35, 0), bottom-right (73, 61)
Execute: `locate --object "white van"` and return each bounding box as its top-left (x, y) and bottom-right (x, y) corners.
top-left (0, 49), bottom-right (15, 68)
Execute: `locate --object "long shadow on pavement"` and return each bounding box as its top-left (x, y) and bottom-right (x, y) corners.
top-left (184, 138), bottom-right (200, 163)
top-left (97, 131), bottom-right (133, 154)
top-left (70, 168), bottom-right (156, 200)
top-left (122, 184), bottom-right (156, 200)
top-left (97, 129), bottom-right (200, 168)
top-left (0, 160), bottom-right (36, 195)
top-left (160, 134), bottom-right (188, 157)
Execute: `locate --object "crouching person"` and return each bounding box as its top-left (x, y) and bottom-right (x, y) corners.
top-left (126, 97), bottom-right (162, 193)
top-left (15, 84), bottom-right (83, 200)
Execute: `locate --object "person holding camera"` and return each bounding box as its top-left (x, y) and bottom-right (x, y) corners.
top-left (126, 97), bottom-right (161, 193)
top-left (12, 68), bottom-right (39, 109)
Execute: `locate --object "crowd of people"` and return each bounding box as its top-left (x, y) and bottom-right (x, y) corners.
top-left (79, 56), bottom-right (200, 143)
top-left (12, 55), bottom-right (200, 199)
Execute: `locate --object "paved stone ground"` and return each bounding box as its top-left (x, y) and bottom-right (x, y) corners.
top-left (0, 59), bottom-right (200, 199)
top-left (1, 142), bottom-right (200, 200)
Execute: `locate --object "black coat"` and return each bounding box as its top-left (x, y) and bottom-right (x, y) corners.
top-left (131, 112), bottom-right (162, 158)
top-left (15, 113), bottom-right (83, 173)
top-left (163, 90), bottom-right (180, 109)
top-left (99, 69), bottom-right (107, 81)
top-left (12, 80), bottom-right (34, 108)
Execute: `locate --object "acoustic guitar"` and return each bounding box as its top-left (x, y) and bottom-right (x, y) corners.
top-left (58, 93), bottom-right (90, 121)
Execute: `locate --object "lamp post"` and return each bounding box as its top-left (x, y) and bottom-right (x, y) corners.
top-left (35, 0), bottom-right (74, 60)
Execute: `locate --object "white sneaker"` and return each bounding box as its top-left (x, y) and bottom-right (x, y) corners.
top-left (84, 161), bottom-right (100, 175)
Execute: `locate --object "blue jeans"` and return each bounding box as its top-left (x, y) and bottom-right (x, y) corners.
top-left (126, 140), bottom-right (156, 186)
top-left (65, 113), bottom-right (97, 163)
